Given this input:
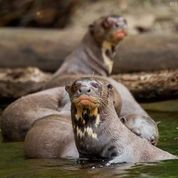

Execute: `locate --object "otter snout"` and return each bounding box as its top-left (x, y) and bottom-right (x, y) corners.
top-left (78, 85), bottom-right (91, 95)
top-left (66, 79), bottom-right (103, 108)
top-left (74, 80), bottom-right (100, 97)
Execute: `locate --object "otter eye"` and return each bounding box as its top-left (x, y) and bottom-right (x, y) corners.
top-left (91, 82), bottom-right (99, 88)
top-left (107, 84), bottom-right (113, 90)
top-left (115, 23), bottom-right (120, 28)
top-left (120, 117), bottom-right (126, 124)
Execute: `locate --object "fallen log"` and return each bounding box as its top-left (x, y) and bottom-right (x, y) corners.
top-left (113, 70), bottom-right (178, 102)
top-left (0, 67), bottom-right (50, 98)
top-left (0, 28), bottom-right (178, 73)
top-left (0, 67), bottom-right (177, 102)
top-left (0, 28), bottom-right (82, 71)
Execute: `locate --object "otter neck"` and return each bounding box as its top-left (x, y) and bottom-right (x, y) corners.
top-left (56, 32), bottom-right (116, 76)
top-left (71, 100), bottom-right (125, 159)
top-left (80, 32), bottom-right (116, 76)
top-left (71, 101), bottom-right (118, 137)
top-left (71, 101), bottom-right (117, 130)
top-left (71, 105), bottom-right (101, 139)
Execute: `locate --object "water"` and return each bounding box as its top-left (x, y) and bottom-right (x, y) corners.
top-left (0, 100), bottom-right (178, 178)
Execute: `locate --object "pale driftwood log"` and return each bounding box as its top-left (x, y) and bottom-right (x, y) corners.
top-left (0, 67), bottom-right (50, 98)
top-left (0, 67), bottom-right (177, 102)
top-left (0, 28), bottom-right (178, 73)
top-left (112, 70), bottom-right (178, 102)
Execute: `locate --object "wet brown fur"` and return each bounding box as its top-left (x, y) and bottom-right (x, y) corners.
top-left (67, 78), bottom-right (177, 162)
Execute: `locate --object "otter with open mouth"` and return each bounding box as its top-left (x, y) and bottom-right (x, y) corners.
top-left (24, 77), bottom-right (160, 159)
top-left (1, 15), bottom-right (127, 142)
top-left (53, 15), bottom-right (127, 76)
top-left (66, 77), bottom-right (177, 162)
top-left (1, 15), bottom-right (158, 147)
top-left (44, 15), bottom-right (127, 88)
top-left (2, 76), bottom-right (159, 147)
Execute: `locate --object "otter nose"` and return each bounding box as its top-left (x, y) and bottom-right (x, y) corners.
top-left (78, 85), bottom-right (91, 94)
top-left (117, 17), bottom-right (127, 30)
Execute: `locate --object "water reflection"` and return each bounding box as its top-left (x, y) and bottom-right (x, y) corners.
top-left (0, 100), bottom-right (178, 178)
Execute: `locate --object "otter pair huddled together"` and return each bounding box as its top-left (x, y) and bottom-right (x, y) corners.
top-left (65, 77), bottom-right (177, 162)
top-left (25, 77), bottom-right (176, 162)
top-left (1, 15), bottom-right (174, 163)
top-left (2, 15), bottom-right (158, 145)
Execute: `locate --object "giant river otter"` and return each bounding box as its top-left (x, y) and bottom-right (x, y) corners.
top-left (1, 14), bottom-right (127, 141)
top-left (43, 15), bottom-right (127, 89)
top-left (52, 15), bottom-right (127, 76)
top-left (25, 114), bottom-right (79, 158)
top-left (1, 16), bottom-right (158, 149)
top-left (66, 77), bottom-right (176, 162)
top-left (24, 77), bottom-right (176, 162)
top-left (2, 76), bottom-right (158, 145)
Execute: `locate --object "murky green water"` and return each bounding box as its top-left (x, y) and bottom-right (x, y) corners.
top-left (0, 100), bottom-right (178, 178)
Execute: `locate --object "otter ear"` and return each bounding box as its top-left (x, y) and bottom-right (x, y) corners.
top-left (102, 17), bottom-right (112, 29)
top-left (107, 83), bottom-right (113, 90)
top-left (65, 85), bottom-right (71, 93)
top-left (89, 24), bottom-right (94, 29)
top-left (120, 117), bottom-right (127, 124)
top-left (89, 24), bottom-right (94, 34)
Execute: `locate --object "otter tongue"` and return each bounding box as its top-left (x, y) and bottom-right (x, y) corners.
top-left (115, 31), bottom-right (126, 39)
top-left (80, 99), bottom-right (92, 106)
top-left (79, 96), bottom-right (92, 106)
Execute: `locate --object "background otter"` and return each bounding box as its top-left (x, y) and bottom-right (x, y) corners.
top-left (42, 15), bottom-right (127, 90)
top-left (51, 15), bottom-right (127, 76)
top-left (66, 77), bottom-right (176, 162)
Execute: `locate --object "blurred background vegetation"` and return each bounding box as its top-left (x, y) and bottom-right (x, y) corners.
top-left (0, 0), bottom-right (177, 35)
top-left (0, 0), bottom-right (177, 100)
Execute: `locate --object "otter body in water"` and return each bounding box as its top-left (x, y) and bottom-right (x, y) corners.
top-left (1, 15), bottom-right (129, 141)
top-left (24, 76), bottom-right (160, 159)
top-left (2, 76), bottom-right (158, 144)
top-left (25, 114), bottom-right (79, 158)
top-left (120, 114), bottom-right (159, 145)
top-left (66, 77), bottom-right (176, 162)
top-left (1, 16), bottom-right (158, 146)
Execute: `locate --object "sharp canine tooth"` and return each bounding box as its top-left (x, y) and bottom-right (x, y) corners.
top-left (85, 127), bottom-right (98, 139)
top-left (95, 114), bottom-right (100, 127)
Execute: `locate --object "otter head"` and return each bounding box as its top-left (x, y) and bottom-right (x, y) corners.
top-left (89, 15), bottom-right (127, 46)
top-left (89, 15), bottom-right (127, 74)
top-left (65, 78), bottom-right (114, 140)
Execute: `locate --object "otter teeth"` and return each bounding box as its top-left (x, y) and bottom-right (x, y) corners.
top-left (95, 114), bottom-right (100, 127)
top-left (76, 126), bottom-right (98, 140)
top-left (85, 127), bottom-right (98, 139)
